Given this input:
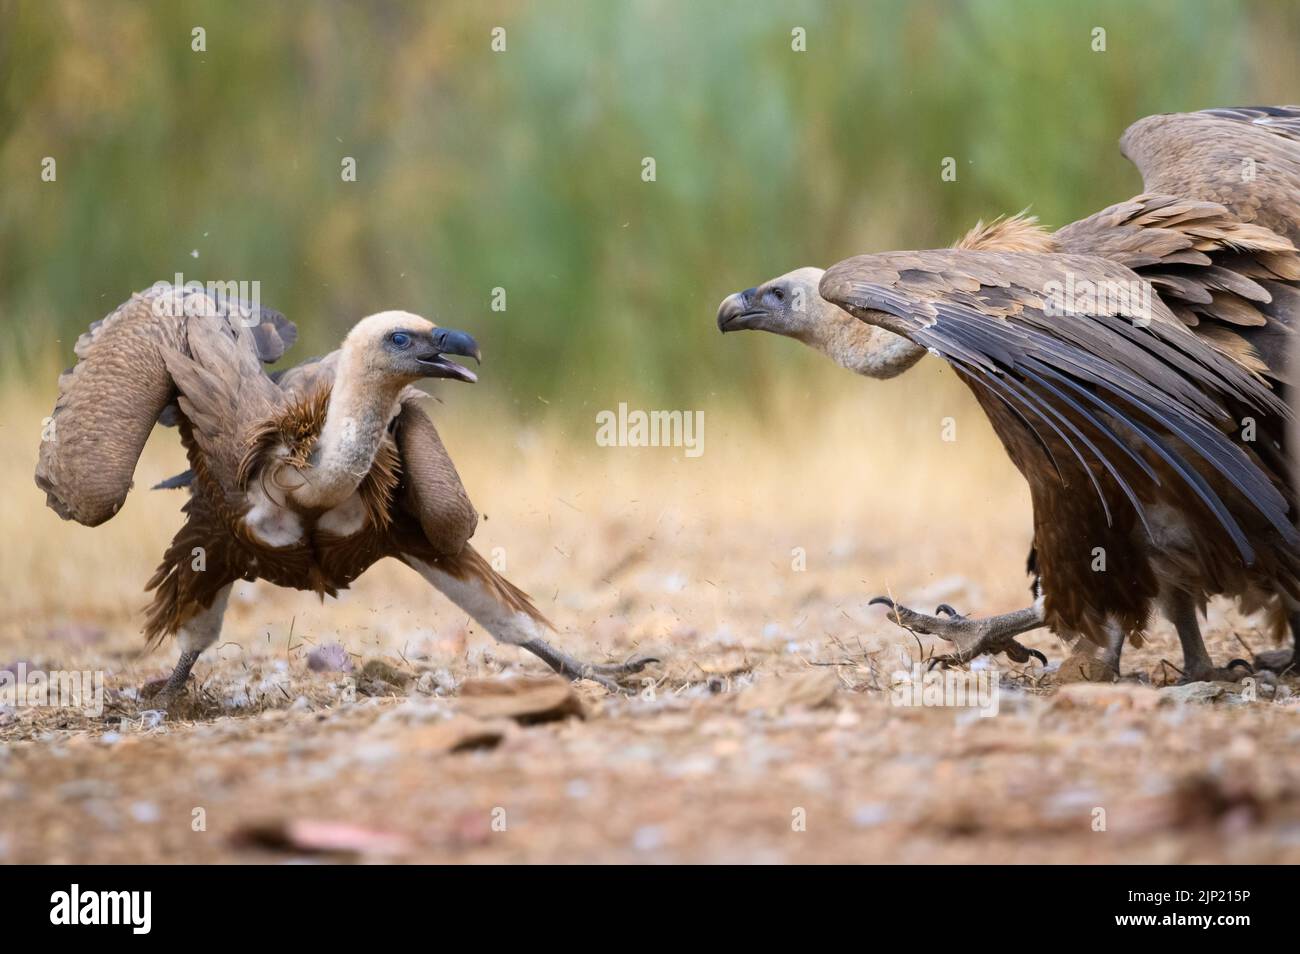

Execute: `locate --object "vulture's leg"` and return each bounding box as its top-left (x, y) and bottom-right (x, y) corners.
top-left (1163, 589), bottom-right (1251, 684)
top-left (1253, 610), bottom-right (1300, 675)
top-left (409, 558), bottom-right (657, 692)
top-left (870, 595), bottom-right (1048, 669)
top-left (140, 585), bottom-right (232, 707)
top-left (513, 637), bottom-right (658, 691)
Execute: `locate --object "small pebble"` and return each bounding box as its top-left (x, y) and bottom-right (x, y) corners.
top-left (632, 825), bottom-right (664, 851)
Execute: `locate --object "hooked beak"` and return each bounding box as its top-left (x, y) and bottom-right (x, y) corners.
top-left (717, 288), bottom-right (763, 333)
top-left (416, 327), bottom-right (481, 383)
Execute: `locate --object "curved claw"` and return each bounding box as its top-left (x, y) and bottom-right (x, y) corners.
top-left (1224, 658), bottom-right (1254, 675)
top-left (868, 597), bottom-right (934, 631)
top-left (1003, 642), bottom-right (1048, 667)
top-left (935, 603), bottom-right (961, 618)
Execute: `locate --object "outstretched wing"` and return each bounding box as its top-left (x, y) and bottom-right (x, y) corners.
top-left (36, 285), bottom-right (296, 526)
top-left (1119, 106), bottom-right (1300, 245)
top-left (819, 248), bottom-right (1299, 563)
top-left (1056, 193), bottom-right (1300, 383)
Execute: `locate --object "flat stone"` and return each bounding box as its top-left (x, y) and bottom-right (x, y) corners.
top-left (1158, 682), bottom-right (1224, 704)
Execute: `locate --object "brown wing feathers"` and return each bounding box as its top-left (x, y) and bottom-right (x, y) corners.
top-left (1121, 106), bottom-right (1300, 246)
top-left (36, 291), bottom-right (188, 526)
top-left (394, 401), bottom-right (478, 556)
top-left (37, 286), bottom-right (300, 526)
top-left (1056, 194), bottom-right (1299, 375)
top-left (820, 252), bottom-right (1300, 560)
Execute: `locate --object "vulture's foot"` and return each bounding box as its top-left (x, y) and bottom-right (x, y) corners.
top-left (519, 638), bottom-right (659, 693)
top-left (870, 598), bottom-right (1048, 669)
top-left (1175, 659), bottom-right (1253, 685)
top-left (139, 649), bottom-right (202, 710)
top-left (1251, 648), bottom-right (1296, 676)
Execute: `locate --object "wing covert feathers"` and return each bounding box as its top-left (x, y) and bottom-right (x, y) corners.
top-left (37, 290), bottom-right (190, 526)
top-left (819, 250), bottom-right (1300, 564)
top-left (37, 285), bottom-right (298, 526)
top-left (395, 402), bottom-right (479, 556)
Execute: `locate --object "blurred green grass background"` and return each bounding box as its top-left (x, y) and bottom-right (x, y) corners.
top-left (2, 0), bottom-right (1298, 413)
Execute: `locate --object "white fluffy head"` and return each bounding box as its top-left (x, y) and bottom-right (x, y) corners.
top-left (345, 311), bottom-right (436, 348)
top-left (340, 311), bottom-right (478, 384)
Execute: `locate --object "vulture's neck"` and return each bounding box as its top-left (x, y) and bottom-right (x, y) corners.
top-left (801, 304), bottom-right (926, 379)
top-left (299, 356), bottom-right (404, 509)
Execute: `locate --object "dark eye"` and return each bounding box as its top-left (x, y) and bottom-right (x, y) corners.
top-left (771, 287), bottom-right (785, 303)
top-left (390, 332), bottom-right (411, 349)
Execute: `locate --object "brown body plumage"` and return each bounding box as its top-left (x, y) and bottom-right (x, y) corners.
top-left (718, 106), bottom-right (1300, 679)
top-left (37, 287), bottom-right (650, 700)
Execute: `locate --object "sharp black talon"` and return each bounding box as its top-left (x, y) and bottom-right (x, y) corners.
top-left (868, 596), bottom-right (895, 608)
top-left (1028, 648), bottom-right (1048, 667)
top-left (1225, 658), bottom-right (1254, 674)
top-left (935, 603), bottom-right (959, 617)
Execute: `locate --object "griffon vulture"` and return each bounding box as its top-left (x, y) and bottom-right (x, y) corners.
top-left (36, 286), bottom-right (654, 702)
top-left (717, 106), bottom-right (1300, 682)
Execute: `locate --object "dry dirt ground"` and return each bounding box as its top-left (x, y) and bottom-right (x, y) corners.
top-left (3, 373), bottom-right (1300, 864)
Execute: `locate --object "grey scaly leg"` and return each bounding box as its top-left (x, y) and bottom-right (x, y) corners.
top-left (143, 585), bottom-right (232, 708)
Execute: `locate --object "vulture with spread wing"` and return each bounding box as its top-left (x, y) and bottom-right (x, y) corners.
top-left (37, 286), bottom-right (653, 702)
top-left (718, 106), bottom-right (1300, 681)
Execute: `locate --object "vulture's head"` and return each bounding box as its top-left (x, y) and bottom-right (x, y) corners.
top-left (344, 311), bottom-right (481, 384)
top-left (716, 267), bottom-right (829, 342)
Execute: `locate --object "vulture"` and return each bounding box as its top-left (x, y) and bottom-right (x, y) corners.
top-left (36, 286), bottom-right (654, 702)
top-left (717, 106), bottom-right (1300, 682)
